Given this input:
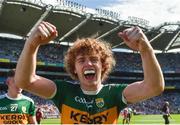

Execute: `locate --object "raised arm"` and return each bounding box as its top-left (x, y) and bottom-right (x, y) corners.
top-left (15, 21), bottom-right (58, 99)
top-left (118, 26), bottom-right (164, 103)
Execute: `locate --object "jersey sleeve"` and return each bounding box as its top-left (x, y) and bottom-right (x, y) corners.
top-left (111, 84), bottom-right (127, 112)
top-left (51, 80), bottom-right (68, 111)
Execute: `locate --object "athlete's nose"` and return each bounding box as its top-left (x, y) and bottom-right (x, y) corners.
top-left (85, 59), bottom-right (93, 66)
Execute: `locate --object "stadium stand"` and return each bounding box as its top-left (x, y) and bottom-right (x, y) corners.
top-left (128, 92), bottom-right (180, 115)
top-left (0, 0), bottom-right (180, 117)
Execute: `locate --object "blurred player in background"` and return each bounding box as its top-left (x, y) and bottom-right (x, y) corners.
top-left (15, 21), bottom-right (164, 124)
top-left (122, 108), bottom-right (129, 124)
top-left (0, 69), bottom-right (36, 124)
top-left (122, 107), bottom-right (133, 124)
top-left (36, 107), bottom-right (44, 124)
top-left (127, 107), bottom-right (133, 123)
top-left (162, 101), bottom-right (171, 124)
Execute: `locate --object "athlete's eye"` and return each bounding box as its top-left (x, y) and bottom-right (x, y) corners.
top-left (76, 57), bottom-right (85, 64)
top-left (90, 57), bottom-right (99, 63)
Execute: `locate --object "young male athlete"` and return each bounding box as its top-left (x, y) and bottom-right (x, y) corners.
top-left (15, 21), bottom-right (164, 124)
top-left (0, 69), bottom-right (36, 124)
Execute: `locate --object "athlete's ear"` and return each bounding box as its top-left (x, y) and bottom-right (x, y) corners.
top-left (5, 78), bottom-right (10, 85)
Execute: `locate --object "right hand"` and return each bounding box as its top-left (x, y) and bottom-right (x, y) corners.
top-left (27, 21), bottom-right (58, 47)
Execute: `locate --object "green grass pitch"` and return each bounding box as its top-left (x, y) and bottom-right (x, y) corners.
top-left (41, 114), bottom-right (180, 124)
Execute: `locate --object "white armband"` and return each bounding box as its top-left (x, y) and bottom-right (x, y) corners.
top-left (122, 94), bottom-right (127, 104)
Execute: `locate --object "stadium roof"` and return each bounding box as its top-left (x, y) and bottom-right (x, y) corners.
top-left (0, 0), bottom-right (180, 53)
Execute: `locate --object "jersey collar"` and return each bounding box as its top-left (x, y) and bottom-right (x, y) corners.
top-left (81, 84), bottom-right (103, 95)
top-left (5, 93), bottom-right (22, 100)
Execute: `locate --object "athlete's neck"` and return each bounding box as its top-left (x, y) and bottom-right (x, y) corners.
top-left (7, 91), bottom-right (22, 98)
top-left (81, 84), bottom-right (103, 95)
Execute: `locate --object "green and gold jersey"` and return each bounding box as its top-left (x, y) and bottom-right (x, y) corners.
top-left (0, 94), bottom-right (35, 124)
top-left (52, 80), bottom-right (127, 124)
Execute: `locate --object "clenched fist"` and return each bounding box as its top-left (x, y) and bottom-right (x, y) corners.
top-left (118, 26), bottom-right (152, 53)
top-left (27, 21), bottom-right (58, 47)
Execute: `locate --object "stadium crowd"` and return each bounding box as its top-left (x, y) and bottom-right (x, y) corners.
top-left (1, 37), bottom-right (180, 73)
top-left (1, 37), bottom-right (180, 72)
top-left (128, 92), bottom-right (180, 115)
top-left (0, 37), bottom-right (65, 64)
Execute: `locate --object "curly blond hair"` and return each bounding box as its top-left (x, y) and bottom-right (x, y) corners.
top-left (64, 38), bottom-right (116, 82)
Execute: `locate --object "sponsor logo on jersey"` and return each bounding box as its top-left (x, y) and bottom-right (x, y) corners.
top-left (95, 98), bottom-right (104, 108)
top-left (0, 107), bottom-right (7, 111)
top-left (22, 106), bottom-right (27, 113)
top-left (75, 96), bottom-right (94, 105)
top-left (0, 114), bottom-right (28, 124)
top-left (61, 104), bottom-right (118, 124)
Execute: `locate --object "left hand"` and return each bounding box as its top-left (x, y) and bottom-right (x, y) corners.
top-left (118, 26), bottom-right (152, 52)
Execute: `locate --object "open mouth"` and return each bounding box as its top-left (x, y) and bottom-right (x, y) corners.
top-left (84, 69), bottom-right (96, 80)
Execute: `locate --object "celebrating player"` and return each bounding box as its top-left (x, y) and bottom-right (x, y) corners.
top-left (15, 21), bottom-right (164, 124)
top-left (0, 69), bottom-right (36, 124)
